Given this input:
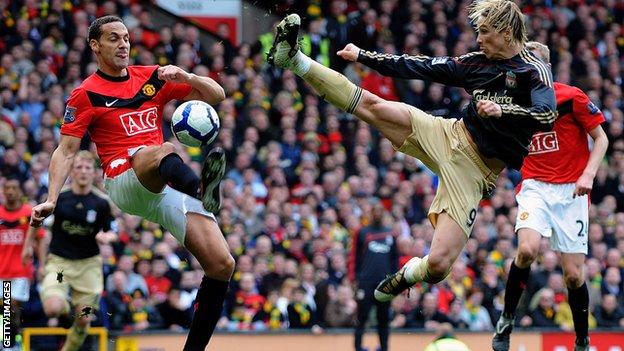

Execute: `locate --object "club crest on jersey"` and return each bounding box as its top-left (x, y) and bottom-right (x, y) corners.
top-left (142, 83), bottom-right (156, 97)
top-left (63, 106), bottom-right (76, 124)
top-left (520, 212), bottom-right (529, 220)
top-left (86, 210), bottom-right (97, 223)
top-left (505, 71), bottom-right (517, 89)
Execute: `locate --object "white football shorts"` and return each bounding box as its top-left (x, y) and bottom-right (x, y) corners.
top-left (0, 277), bottom-right (30, 302)
top-left (104, 168), bottom-right (216, 245)
top-left (515, 179), bottom-right (589, 254)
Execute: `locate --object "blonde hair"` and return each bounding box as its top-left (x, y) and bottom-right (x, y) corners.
top-left (469, 0), bottom-right (527, 44)
top-left (74, 150), bottom-right (96, 167)
top-left (525, 41), bottom-right (550, 64)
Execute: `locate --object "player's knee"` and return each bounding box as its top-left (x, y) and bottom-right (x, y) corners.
top-left (564, 270), bottom-right (583, 289)
top-left (43, 299), bottom-right (64, 317)
top-left (159, 142), bottom-right (177, 157)
top-left (517, 242), bottom-right (538, 266)
top-left (204, 253), bottom-right (235, 280)
top-left (76, 316), bottom-right (91, 328)
top-left (360, 92), bottom-right (385, 114)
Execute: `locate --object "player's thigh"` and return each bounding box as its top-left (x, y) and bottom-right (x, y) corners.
top-left (428, 212), bottom-right (468, 274)
top-left (40, 256), bottom-right (71, 304)
top-left (184, 212), bottom-right (234, 278)
top-left (515, 180), bottom-right (552, 236)
top-left (69, 256), bottom-right (103, 308)
top-left (550, 194), bottom-right (589, 255)
top-left (516, 228), bottom-right (542, 264)
top-left (131, 142), bottom-right (177, 192)
top-left (355, 91), bottom-right (412, 147)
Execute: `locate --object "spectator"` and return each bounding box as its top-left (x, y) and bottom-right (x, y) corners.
top-left (324, 284), bottom-right (357, 328)
top-left (595, 294), bottom-right (624, 328)
top-left (522, 289), bottom-right (558, 328)
top-left (157, 289), bottom-right (192, 331)
top-left (123, 289), bottom-right (163, 331)
top-left (287, 286), bottom-right (317, 330)
top-left (105, 254), bottom-right (148, 296)
top-left (412, 292), bottom-right (453, 329)
top-left (459, 287), bottom-right (492, 331)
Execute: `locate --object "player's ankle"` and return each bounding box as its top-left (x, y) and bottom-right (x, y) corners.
top-left (291, 51), bottom-right (311, 77)
top-left (404, 256), bottom-right (427, 284)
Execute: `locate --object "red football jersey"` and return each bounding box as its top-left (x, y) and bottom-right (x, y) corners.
top-left (60, 66), bottom-right (192, 177)
top-left (521, 82), bottom-right (605, 183)
top-left (0, 204), bottom-right (43, 279)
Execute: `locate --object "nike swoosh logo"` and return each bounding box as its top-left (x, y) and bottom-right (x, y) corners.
top-left (105, 99), bottom-right (119, 107)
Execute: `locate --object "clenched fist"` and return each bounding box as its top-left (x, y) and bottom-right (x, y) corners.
top-left (157, 65), bottom-right (190, 84)
top-left (337, 43), bottom-right (361, 62)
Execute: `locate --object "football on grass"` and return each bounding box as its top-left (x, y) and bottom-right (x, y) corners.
top-left (171, 100), bottom-right (220, 147)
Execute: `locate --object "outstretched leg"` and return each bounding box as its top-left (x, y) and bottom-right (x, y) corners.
top-left (268, 14), bottom-right (412, 148)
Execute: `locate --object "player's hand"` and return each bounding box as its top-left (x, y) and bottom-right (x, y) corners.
top-left (157, 65), bottom-right (190, 84)
top-left (31, 201), bottom-right (55, 227)
top-left (21, 244), bottom-right (34, 265)
top-left (573, 172), bottom-right (594, 198)
top-left (337, 43), bottom-right (361, 62)
top-left (476, 100), bottom-right (502, 118)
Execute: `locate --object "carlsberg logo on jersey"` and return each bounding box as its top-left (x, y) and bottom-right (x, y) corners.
top-left (473, 89), bottom-right (513, 104)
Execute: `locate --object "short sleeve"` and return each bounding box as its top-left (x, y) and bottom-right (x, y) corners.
top-left (160, 81), bottom-right (193, 103)
top-left (60, 88), bottom-right (94, 138)
top-left (572, 88), bottom-right (605, 132)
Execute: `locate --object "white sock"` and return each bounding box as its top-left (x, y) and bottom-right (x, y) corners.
top-left (290, 51), bottom-right (312, 77)
top-left (404, 255), bottom-right (429, 284)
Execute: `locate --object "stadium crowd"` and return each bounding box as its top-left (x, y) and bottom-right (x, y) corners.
top-left (0, 0), bottom-right (623, 335)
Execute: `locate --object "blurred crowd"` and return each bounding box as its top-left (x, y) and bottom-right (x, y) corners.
top-left (1, 0), bottom-right (623, 335)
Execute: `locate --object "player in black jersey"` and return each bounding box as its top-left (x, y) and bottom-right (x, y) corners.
top-left (23, 151), bottom-right (116, 351)
top-left (267, 0), bottom-right (556, 303)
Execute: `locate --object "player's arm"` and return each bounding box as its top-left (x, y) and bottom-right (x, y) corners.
top-left (96, 200), bottom-right (118, 244)
top-left (157, 65), bottom-right (225, 104)
top-left (31, 135), bottom-right (81, 227)
top-left (574, 125), bottom-right (608, 198)
top-left (22, 225), bottom-right (38, 265)
top-left (338, 43), bottom-right (465, 86)
top-left (489, 71), bottom-right (557, 128)
top-left (572, 88), bottom-right (609, 197)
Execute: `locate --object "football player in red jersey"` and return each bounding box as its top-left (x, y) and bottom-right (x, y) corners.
top-left (493, 42), bottom-right (609, 351)
top-left (0, 178), bottom-right (45, 349)
top-left (29, 16), bottom-right (234, 351)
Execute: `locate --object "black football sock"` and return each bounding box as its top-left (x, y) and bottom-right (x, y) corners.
top-left (503, 261), bottom-right (531, 318)
top-left (568, 282), bottom-right (589, 340)
top-left (183, 276), bottom-right (229, 351)
top-left (158, 153), bottom-right (200, 198)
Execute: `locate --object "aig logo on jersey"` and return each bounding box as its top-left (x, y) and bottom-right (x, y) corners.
top-left (529, 131), bottom-right (559, 155)
top-left (119, 106), bottom-right (158, 136)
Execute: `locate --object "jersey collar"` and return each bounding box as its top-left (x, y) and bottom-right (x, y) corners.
top-left (96, 69), bottom-right (130, 82)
